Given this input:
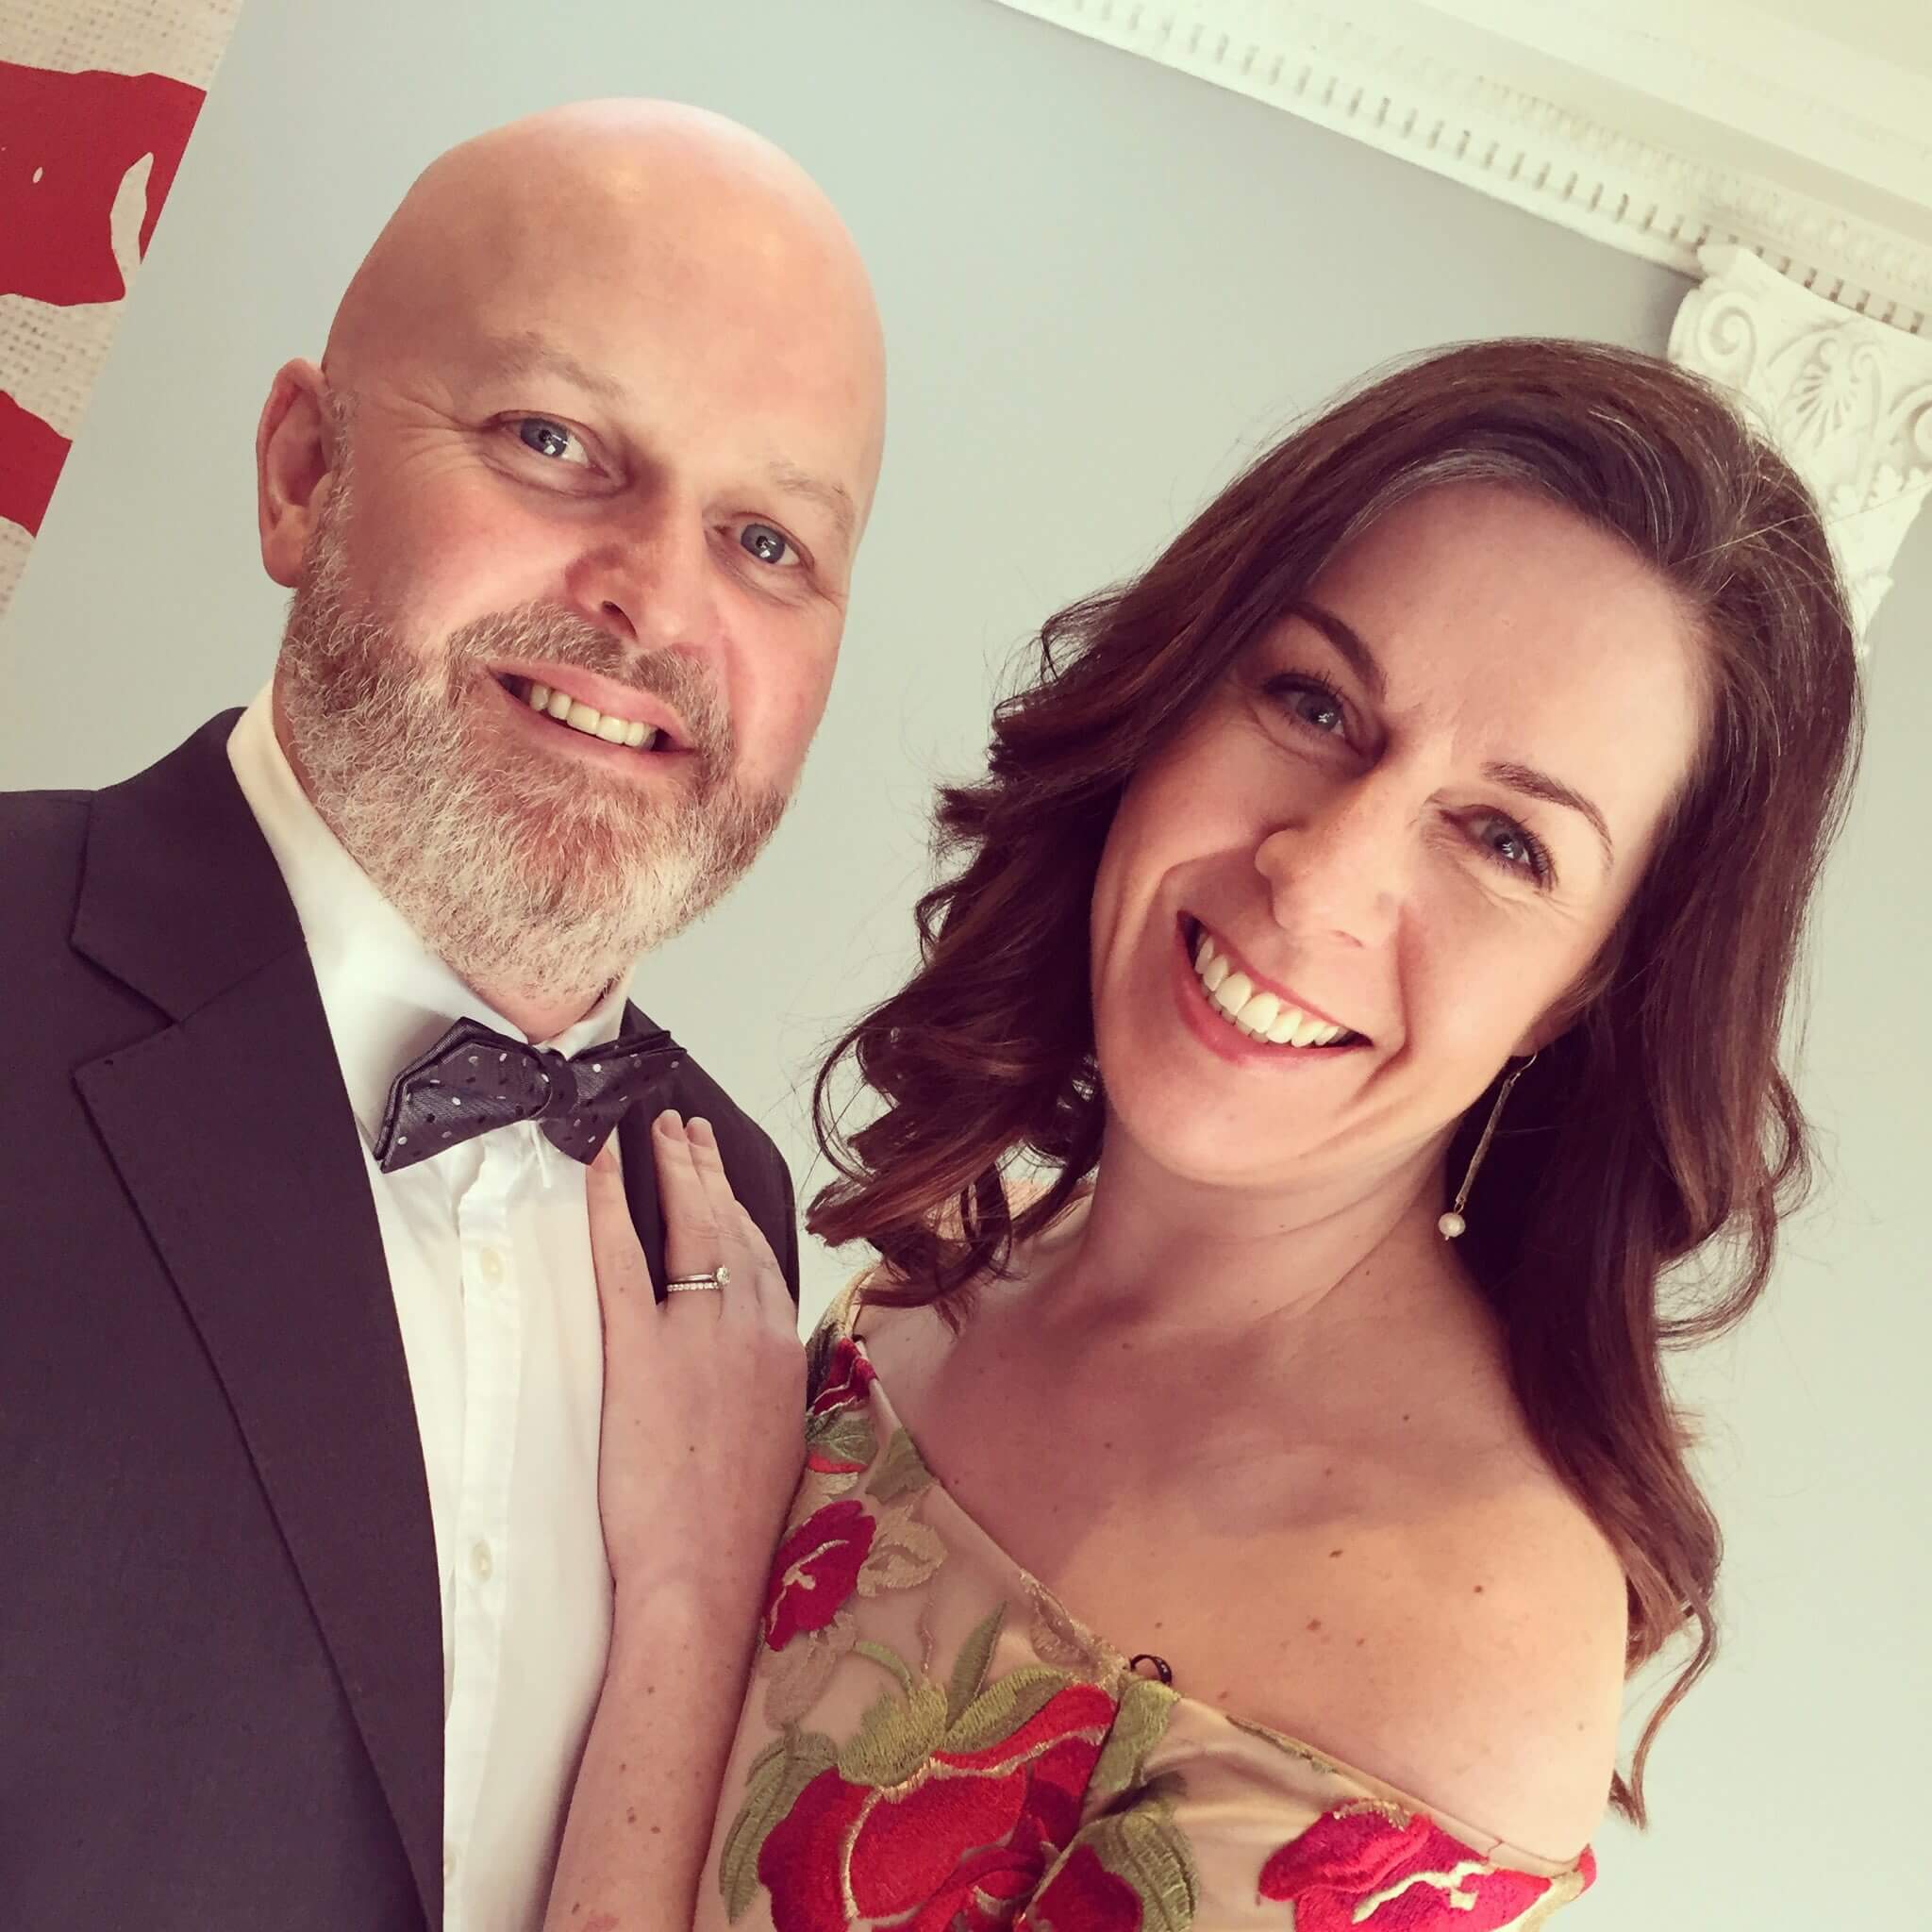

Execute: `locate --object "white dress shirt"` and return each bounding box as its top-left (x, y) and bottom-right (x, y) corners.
top-left (228, 691), bottom-right (622, 1932)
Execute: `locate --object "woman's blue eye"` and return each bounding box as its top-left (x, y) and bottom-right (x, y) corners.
top-left (1294, 691), bottom-right (1345, 733)
top-left (740, 522), bottom-right (795, 567)
top-left (1476, 816), bottom-right (1551, 881)
top-left (1265, 675), bottom-right (1347, 735)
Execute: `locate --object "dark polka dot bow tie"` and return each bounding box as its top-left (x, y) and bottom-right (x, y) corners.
top-left (372, 1016), bottom-right (686, 1174)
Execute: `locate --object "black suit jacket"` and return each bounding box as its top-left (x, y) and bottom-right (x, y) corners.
top-left (0, 714), bottom-right (799, 1931)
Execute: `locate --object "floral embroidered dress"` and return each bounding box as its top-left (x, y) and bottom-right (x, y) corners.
top-left (696, 1283), bottom-right (1597, 1932)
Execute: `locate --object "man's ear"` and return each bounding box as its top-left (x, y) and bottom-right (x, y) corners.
top-left (256, 359), bottom-right (337, 588)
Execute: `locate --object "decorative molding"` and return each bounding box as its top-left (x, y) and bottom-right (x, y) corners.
top-left (1671, 244), bottom-right (1932, 647)
top-left (987, 0), bottom-right (1932, 336)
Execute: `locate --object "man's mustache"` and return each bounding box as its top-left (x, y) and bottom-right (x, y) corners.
top-left (447, 604), bottom-right (735, 772)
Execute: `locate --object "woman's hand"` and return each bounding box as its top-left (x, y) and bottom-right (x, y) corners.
top-left (545, 1110), bottom-right (808, 1932)
top-left (586, 1108), bottom-right (807, 1621)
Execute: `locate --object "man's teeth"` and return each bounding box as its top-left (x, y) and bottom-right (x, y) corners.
top-left (523, 680), bottom-right (660, 750)
top-left (1191, 929), bottom-right (1351, 1047)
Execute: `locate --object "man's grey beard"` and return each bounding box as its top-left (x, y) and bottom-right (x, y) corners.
top-left (276, 483), bottom-right (787, 1024)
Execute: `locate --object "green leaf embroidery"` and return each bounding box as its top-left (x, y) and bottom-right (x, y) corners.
top-left (1089, 1677), bottom-right (1180, 1805)
top-left (851, 1638), bottom-right (917, 1692)
top-left (946, 1605), bottom-right (1008, 1725)
top-left (943, 1663), bottom-right (1075, 1756)
top-left (805, 1408), bottom-right (877, 1471)
top-left (867, 1426), bottom-right (936, 1503)
top-left (1091, 1801), bottom-right (1201, 1932)
top-left (716, 1727), bottom-right (837, 1924)
top-left (835, 1677), bottom-right (951, 1788)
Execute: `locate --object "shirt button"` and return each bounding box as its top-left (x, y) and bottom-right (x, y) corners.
top-left (478, 1247), bottom-right (505, 1284)
top-left (471, 1540), bottom-right (493, 1582)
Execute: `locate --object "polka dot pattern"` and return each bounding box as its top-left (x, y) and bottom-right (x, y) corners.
top-left (373, 1017), bottom-right (685, 1174)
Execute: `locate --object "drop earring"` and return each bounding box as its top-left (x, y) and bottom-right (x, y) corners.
top-left (1439, 1052), bottom-right (1538, 1240)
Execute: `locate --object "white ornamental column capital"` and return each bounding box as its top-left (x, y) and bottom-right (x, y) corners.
top-left (1669, 243), bottom-right (1932, 653)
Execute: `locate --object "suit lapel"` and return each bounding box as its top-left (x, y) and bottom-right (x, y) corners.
top-left (72, 717), bottom-right (443, 1924)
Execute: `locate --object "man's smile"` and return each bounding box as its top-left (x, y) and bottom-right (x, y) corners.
top-left (490, 663), bottom-right (692, 761)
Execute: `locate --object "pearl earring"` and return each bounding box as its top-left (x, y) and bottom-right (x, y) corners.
top-left (1439, 1052), bottom-right (1538, 1240)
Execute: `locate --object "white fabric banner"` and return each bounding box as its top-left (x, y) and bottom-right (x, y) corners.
top-left (0, 0), bottom-right (244, 617)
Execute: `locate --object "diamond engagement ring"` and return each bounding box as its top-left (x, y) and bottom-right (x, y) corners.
top-left (664, 1267), bottom-right (731, 1293)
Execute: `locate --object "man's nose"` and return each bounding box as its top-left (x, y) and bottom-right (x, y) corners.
top-left (1253, 781), bottom-right (1407, 952)
top-left (562, 503), bottom-right (711, 653)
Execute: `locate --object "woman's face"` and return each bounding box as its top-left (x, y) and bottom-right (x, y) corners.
top-left (1089, 483), bottom-right (1707, 1195)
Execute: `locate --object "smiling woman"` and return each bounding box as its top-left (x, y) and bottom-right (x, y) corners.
top-left (782, 339), bottom-right (1862, 1900)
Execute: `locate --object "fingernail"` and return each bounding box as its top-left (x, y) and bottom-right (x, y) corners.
top-left (656, 1108), bottom-right (685, 1137)
top-left (688, 1117), bottom-right (714, 1146)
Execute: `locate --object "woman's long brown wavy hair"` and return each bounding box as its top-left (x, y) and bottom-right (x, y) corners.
top-left (808, 340), bottom-right (1864, 1823)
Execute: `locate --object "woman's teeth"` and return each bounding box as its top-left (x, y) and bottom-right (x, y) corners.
top-left (1191, 929), bottom-right (1352, 1047)
top-left (522, 680), bottom-right (660, 750)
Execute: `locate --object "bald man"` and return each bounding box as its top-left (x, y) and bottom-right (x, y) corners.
top-left (0, 104), bottom-right (884, 1932)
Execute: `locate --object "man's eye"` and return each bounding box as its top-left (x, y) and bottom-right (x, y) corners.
top-left (515, 418), bottom-right (589, 465)
top-left (739, 522), bottom-right (798, 568)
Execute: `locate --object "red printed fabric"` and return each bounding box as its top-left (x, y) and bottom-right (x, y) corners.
top-left (0, 57), bottom-right (209, 558)
top-left (0, 390), bottom-right (70, 538)
top-left (0, 61), bottom-right (206, 306)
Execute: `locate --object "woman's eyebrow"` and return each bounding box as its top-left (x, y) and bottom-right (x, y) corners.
top-left (1487, 760), bottom-right (1614, 870)
top-left (1290, 600), bottom-right (1387, 701)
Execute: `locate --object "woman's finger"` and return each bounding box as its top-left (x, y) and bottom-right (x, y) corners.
top-left (678, 1118), bottom-right (762, 1308)
top-left (731, 1200), bottom-right (791, 1321)
top-left (653, 1110), bottom-right (735, 1311)
top-left (586, 1132), bottom-right (656, 1307)
top-left (685, 1124), bottom-right (792, 1328)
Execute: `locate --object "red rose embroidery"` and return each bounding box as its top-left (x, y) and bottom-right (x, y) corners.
top-left (763, 1500), bottom-right (876, 1652)
top-left (1018, 1841), bottom-right (1142, 1932)
top-left (808, 1338), bottom-right (877, 1418)
top-left (758, 1683), bottom-right (1119, 1932)
top-left (1259, 1804), bottom-right (1591, 1932)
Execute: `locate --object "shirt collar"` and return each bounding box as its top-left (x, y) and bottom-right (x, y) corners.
top-left (226, 688), bottom-right (629, 1144)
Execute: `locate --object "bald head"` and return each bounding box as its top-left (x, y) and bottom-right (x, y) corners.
top-left (325, 100), bottom-right (884, 519)
top-left (255, 103), bottom-right (888, 1032)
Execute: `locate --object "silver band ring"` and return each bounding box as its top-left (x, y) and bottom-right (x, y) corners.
top-left (665, 1267), bottom-right (730, 1292)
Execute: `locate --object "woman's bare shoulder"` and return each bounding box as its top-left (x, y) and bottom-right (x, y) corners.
top-left (1243, 1451), bottom-right (1627, 1862)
